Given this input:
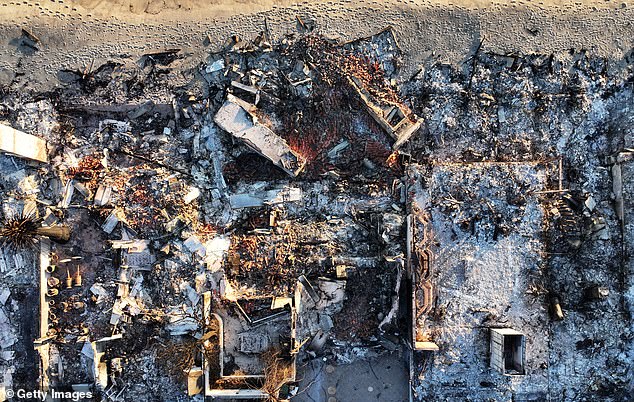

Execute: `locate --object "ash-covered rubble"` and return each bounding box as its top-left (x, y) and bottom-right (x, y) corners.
top-left (402, 47), bottom-right (634, 401)
top-left (0, 21), bottom-right (631, 402)
top-left (0, 28), bottom-right (413, 402)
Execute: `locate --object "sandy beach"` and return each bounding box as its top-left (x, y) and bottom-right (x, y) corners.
top-left (0, 0), bottom-right (632, 91)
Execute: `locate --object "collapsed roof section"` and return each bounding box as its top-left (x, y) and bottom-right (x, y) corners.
top-left (347, 76), bottom-right (422, 150)
top-left (214, 94), bottom-right (306, 178)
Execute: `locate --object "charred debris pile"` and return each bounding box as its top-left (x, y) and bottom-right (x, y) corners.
top-left (0, 27), bottom-right (420, 401)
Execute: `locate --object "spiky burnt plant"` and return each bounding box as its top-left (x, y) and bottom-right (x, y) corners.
top-left (0, 212), bottom-right (71, 249)
top-left (0, 212), bottom-right (41, 249)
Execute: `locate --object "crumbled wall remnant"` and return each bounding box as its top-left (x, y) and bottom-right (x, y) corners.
top-left (606, 149), bottom-right (633, 224)
top-left (411, 248), bottom-right (435, 350)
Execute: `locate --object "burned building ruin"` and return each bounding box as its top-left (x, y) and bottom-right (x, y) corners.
top-left (0, 5), bottom-right (632, 402)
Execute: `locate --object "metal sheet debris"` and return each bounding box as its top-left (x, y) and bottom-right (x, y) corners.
top-left (214, 95), bottom-right (306, 177)
top-left (0, 123), bottom-right (48, 162)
